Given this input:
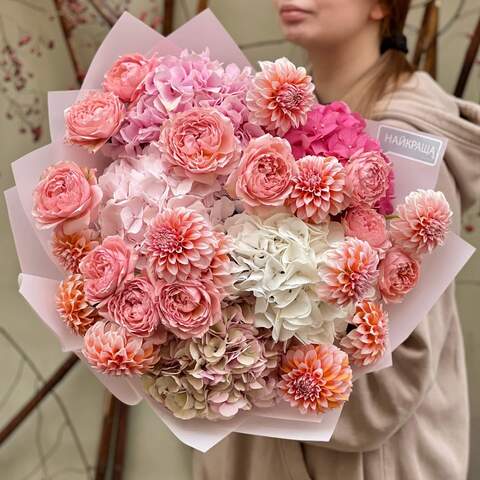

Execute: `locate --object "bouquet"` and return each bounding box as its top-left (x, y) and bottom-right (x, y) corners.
top-left (6, 11), bottom-right (474, 451)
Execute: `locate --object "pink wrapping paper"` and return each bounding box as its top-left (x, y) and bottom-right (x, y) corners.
top-left (5, 9), bottom-right (476, 452)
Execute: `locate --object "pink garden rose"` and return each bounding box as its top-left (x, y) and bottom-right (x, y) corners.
top-left (103, 276), bottom-right (164, 339)
top-left (103, 53), bottom-right (153, 103)
top-left (378, 247), bottom-right (420, 303)
top-left (32, 162), bottom-right (102, 234)
top-left (156, 280), bottom-right (221, 339)
top-left (342, 206), bottom-right (390, 250)
top-left (344, 150), bottom-right (393, 208)
top-left (80, 236), bottom-right (136, 305)
top-left (159, 107), bottom-right (240, 191)
top-left (65, 91), bottom-right (126, 152)
top-left (227, 134), bottom-right (297, 208)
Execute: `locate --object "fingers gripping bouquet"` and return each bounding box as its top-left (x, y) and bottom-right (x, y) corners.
top-left (7, 12), bottom-right (474, 450)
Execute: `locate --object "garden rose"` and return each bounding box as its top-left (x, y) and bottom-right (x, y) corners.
top-left (32, 162), bottom-right (102, 234)
top-left (103, 53), bottom-right (152, 102)
top-left (342, 206), bottom-right (390, 250)
top-left (378, 247), bottom-right (420, 303)
top-left (104, 276), bottom-right (162, 338)
top-left (156, 280), bottom-right (221, 339)
top-left (227, 134), bottom-right (297, 208)
top-left (159, 107), bottom-right (240, 189)
top-left (80, 236), bottom-right (136, 305)
top-left (344, 151), bottom-right (392, 207)
top-left (65, 91), bottom-right (126, 152)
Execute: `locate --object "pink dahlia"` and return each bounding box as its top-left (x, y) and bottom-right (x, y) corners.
top-left (82, 321), bottom-right (160, 375)
top-left (286, 155), bottom-right (346, 223)
top-left (340, 301), bottom-right (389, 367)
top-left (143, 208), bottom-right (216, 283)
top-left (390, 189), bottom-right (452, 255)
top-left (317, 238), bottom-right (379, 307)
top-left (278, 344), bottom-right (352, 415)
top-left (247, 58), bottom-right (315, 135)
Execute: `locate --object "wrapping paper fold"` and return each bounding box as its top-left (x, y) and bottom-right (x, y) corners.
top-left (4, 9), bottom-right (475, 452)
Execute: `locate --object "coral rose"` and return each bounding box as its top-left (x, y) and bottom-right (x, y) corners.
top-left (159, 107), bottom-right (240, 189)
top-left (342, 206), bottom-right (390, 250)
top-left (156, 280), bottom-right (221, 339)
top-left (390, 189), bottom-right (452, 255)
top-left (227, 134), bottom-right (297, 208)
top-left (80, 236), bottom-right (137, 305)
top-left (278, 343), bottom-right (352, 414)
top-left (32, 162), bottom-right (102, 234)
top-left (103, 276), bottom-right (161, 338)
top-left (344, 150), bottom-right (393, 207)
top-left (378, 247), bottom-right (420, 303)
top-left (103, 53), bottom-right (152, 102)
top-left (65, 91), bottom-right (125, 152)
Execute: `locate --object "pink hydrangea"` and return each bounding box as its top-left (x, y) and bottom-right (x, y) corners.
top-left (110, 50), bottom-right (255, 155)
top-left (284, 102), bottom-right (380, 162)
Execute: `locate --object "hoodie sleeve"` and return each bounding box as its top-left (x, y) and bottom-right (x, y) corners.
top-left (306, 117), bottom-right (462, 453)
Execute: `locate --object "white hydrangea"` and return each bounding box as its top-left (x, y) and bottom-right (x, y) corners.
top-left (225, 213), bottom-right (350, 343)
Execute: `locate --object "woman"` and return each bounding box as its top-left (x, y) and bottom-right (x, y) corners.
top-left (193, 1), bottom-right (480, 479)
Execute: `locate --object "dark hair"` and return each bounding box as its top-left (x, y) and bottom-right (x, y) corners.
top-left (357, 0), bottom-right (414, 117)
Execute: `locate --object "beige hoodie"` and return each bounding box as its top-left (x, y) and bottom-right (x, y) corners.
top-left (193, 71), bottom-right (480, 480)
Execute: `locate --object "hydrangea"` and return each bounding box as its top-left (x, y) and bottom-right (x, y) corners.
top-left (143, 303), bottom-right (280, 420)
top-left (225, 213), bottom-right (350, 343)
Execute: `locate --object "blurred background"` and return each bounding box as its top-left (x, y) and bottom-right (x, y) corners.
top-left (0, 1), bottom-right (479, 479)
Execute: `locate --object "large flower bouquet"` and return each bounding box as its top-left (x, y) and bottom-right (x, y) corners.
top-left (6, 11), bottom-right (474, 451)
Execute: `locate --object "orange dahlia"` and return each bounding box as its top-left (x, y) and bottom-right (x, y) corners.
top-left (247, 58), bottom-right (315, 135)
top-left (278, 344), bottom-right (352, 415)
top-left (286, 155), bottom-right (346, 223)
top-left (143, 207), bottom-right (216, 283)
top-left (52, 228), bottom-right (99, 274)
top-left (82, 321), bottom-right (160, 375)
top-left (56, 274), bottom-right (100, 336)
top-left (317, 238), bottom-right (379, 307)
top-left (340, 301), bottom-right (389, 366)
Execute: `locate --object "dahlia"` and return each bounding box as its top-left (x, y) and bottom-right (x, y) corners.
top-left (340, 301), bottom-right (389, 366)
top-left (143, 207), bottom-right (217, 282)
top-left (317, 238), bottom-right (379, 307)
top-left (278, 344), bottom-right (352, 414)
top-left (390, 189), bottom-right (452, 255)
top-left (286, 155), bottom-right (346, 223)
top-left (201, 231), bottom-right (233, 291)
top-left (247, 58), bottom-right (315, 135)
top-left (52, 228), bottom-right (99, 274)
top-left (56, 274), bottom-right (100, 336)
top-left (82, 321), bottom-right (160, 375)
